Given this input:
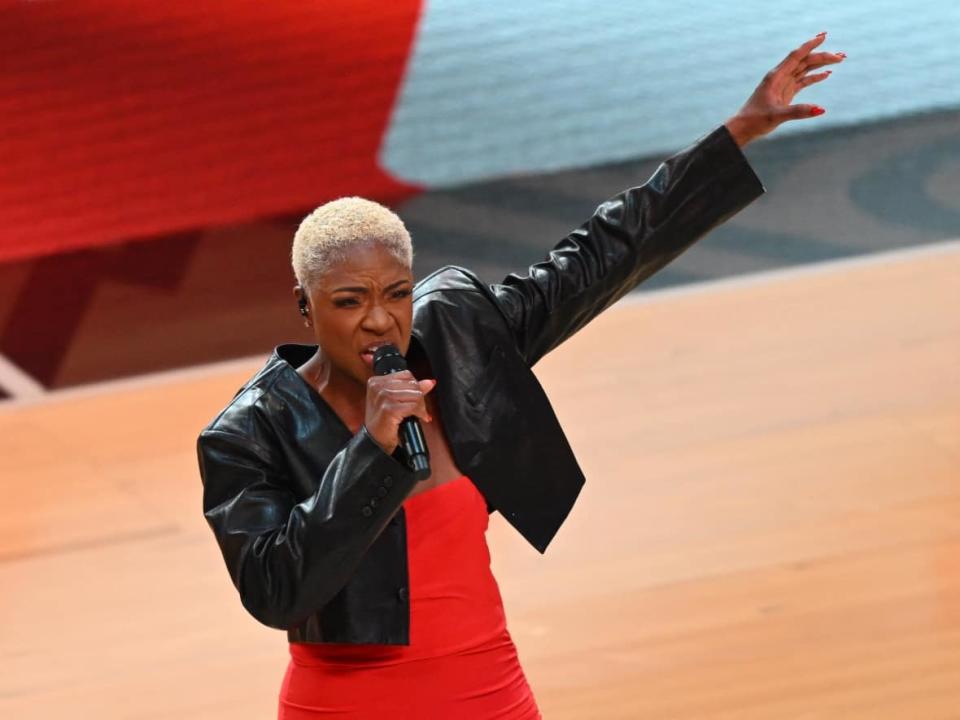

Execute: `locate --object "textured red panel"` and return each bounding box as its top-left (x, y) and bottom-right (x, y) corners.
top-left (0, 0), bottom-right (423, 263)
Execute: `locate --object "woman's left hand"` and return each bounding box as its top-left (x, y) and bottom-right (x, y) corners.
top-left (725, 32), bottom-right (845, 148)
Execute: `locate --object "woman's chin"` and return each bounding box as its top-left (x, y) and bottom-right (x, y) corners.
top-left (356, 356), bottom-right (376, 382)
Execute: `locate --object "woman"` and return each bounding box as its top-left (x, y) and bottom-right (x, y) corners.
top-left (198, 33), bottom-right (842, 718)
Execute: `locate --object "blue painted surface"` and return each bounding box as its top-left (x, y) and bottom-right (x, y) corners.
top-left (383, 0), bottom-right (960, 185)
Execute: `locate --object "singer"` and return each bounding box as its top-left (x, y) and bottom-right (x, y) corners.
top-left (197, 34), bottom-right (842, 719)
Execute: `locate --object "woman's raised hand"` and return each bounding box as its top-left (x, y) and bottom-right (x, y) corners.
top-left (725, 32), bottom-right (844, 147)
top-left (364, 371), bottom-right (437, 454)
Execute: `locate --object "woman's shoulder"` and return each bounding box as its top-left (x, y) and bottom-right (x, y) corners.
top-left (197, 348), bottom-right (299, 448)
top-left (413, 265), bottom-right (516, 342)
top-left (413, 264), bottom-right (509, 319)
top-left (413, 264), bottom-right (485, 299)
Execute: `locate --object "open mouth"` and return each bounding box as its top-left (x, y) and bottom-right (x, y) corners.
top-left (359, 341), bottom-right (394, 368)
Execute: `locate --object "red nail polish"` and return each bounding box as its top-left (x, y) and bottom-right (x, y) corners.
top-left (810, 106), bottom-right (826, 116)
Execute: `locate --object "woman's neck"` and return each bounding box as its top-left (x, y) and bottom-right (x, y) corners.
top-left (298, 350), bottom-right (367, 432)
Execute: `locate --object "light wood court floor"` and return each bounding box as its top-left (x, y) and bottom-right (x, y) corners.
top-left (2, 242), bottom-right (958, 719)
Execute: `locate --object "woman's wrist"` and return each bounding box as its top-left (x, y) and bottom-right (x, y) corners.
top-left (723, 115), bottom-right (762, 149)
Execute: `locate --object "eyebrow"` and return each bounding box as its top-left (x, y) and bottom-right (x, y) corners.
top-left (331, 279), bottom-right (411, 294)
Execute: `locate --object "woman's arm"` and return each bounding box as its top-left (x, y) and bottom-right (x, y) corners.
top-left (490, 124), bottom-right (763, 366)
top-left (489, 33), bottom-right (842, 367)
top-left (197, 424), bottom-right (416, 630)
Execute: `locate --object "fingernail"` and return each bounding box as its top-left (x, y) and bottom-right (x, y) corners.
top-left (836, 52), bottom-right (846, 59)
top-left (816, 31), bottom-right (827, 37)
top-left (824, 70), bottom-right (832, 75)
top-left (810, 105), bottom-right (826, 116)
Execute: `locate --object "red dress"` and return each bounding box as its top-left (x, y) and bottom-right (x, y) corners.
top-left (278, 475), bottom-right (542, 719)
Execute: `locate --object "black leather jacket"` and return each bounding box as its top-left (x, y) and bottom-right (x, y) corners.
top-left (197, 124), bottom-right (765, 645)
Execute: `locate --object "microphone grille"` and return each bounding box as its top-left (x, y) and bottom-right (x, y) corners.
top-left (372, 344), bottom-right (406, 375)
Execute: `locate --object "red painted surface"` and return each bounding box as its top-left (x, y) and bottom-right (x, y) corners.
top-left (0, 0), bottom-right (424, 263)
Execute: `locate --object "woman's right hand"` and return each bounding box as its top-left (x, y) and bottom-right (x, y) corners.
top-left (363, 371), bottom-right (437, 454)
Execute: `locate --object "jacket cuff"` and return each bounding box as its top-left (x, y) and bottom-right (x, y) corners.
top-left (697, 123), bottom-right (766, 200)
top-left (348, 425), bottom-right (419, 521)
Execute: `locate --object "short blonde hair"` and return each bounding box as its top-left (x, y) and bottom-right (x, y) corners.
top-left (291, 197), bottom-right (413, 290)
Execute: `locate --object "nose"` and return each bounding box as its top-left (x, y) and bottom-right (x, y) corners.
top-left (361, 301), bottom-right (393, 334)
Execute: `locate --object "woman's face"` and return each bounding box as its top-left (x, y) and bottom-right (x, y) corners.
top-left (299, 241), bottom-right (414, 385)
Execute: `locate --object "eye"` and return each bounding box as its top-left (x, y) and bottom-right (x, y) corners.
top-left (391, 288), bottom-right (412, 300)
top-left (334, 297), bottom-right (359, 308)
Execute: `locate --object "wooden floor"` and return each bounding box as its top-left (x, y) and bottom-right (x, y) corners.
top-left (2, 243), bottom-right (958, 719)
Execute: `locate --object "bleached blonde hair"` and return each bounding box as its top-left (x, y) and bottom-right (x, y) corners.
top-left (291, 197), bottom-right (413, 290)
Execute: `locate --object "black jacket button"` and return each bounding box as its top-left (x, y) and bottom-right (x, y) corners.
top-left (377, 487), bottom-right (388, 497)
top-left (397, 587), bottom-right (409, 602)
top-left (369, 497), bottom-right (379, 508)
top-left (384, 476), bottom-right (394, 488)
top-left (361, 506), bottom-right (373, 517)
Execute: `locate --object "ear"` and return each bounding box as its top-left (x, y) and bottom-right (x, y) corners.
top-left (293, 285), bottom-right (310, 318)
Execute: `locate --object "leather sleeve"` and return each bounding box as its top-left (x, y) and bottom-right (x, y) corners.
top-left (488, 124), bottom-right (766, 366)
top-left (197, 424), bottom-right (417, 630)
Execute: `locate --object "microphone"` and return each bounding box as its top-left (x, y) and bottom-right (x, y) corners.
top-left (372, 344), bottom-right (431, 482)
